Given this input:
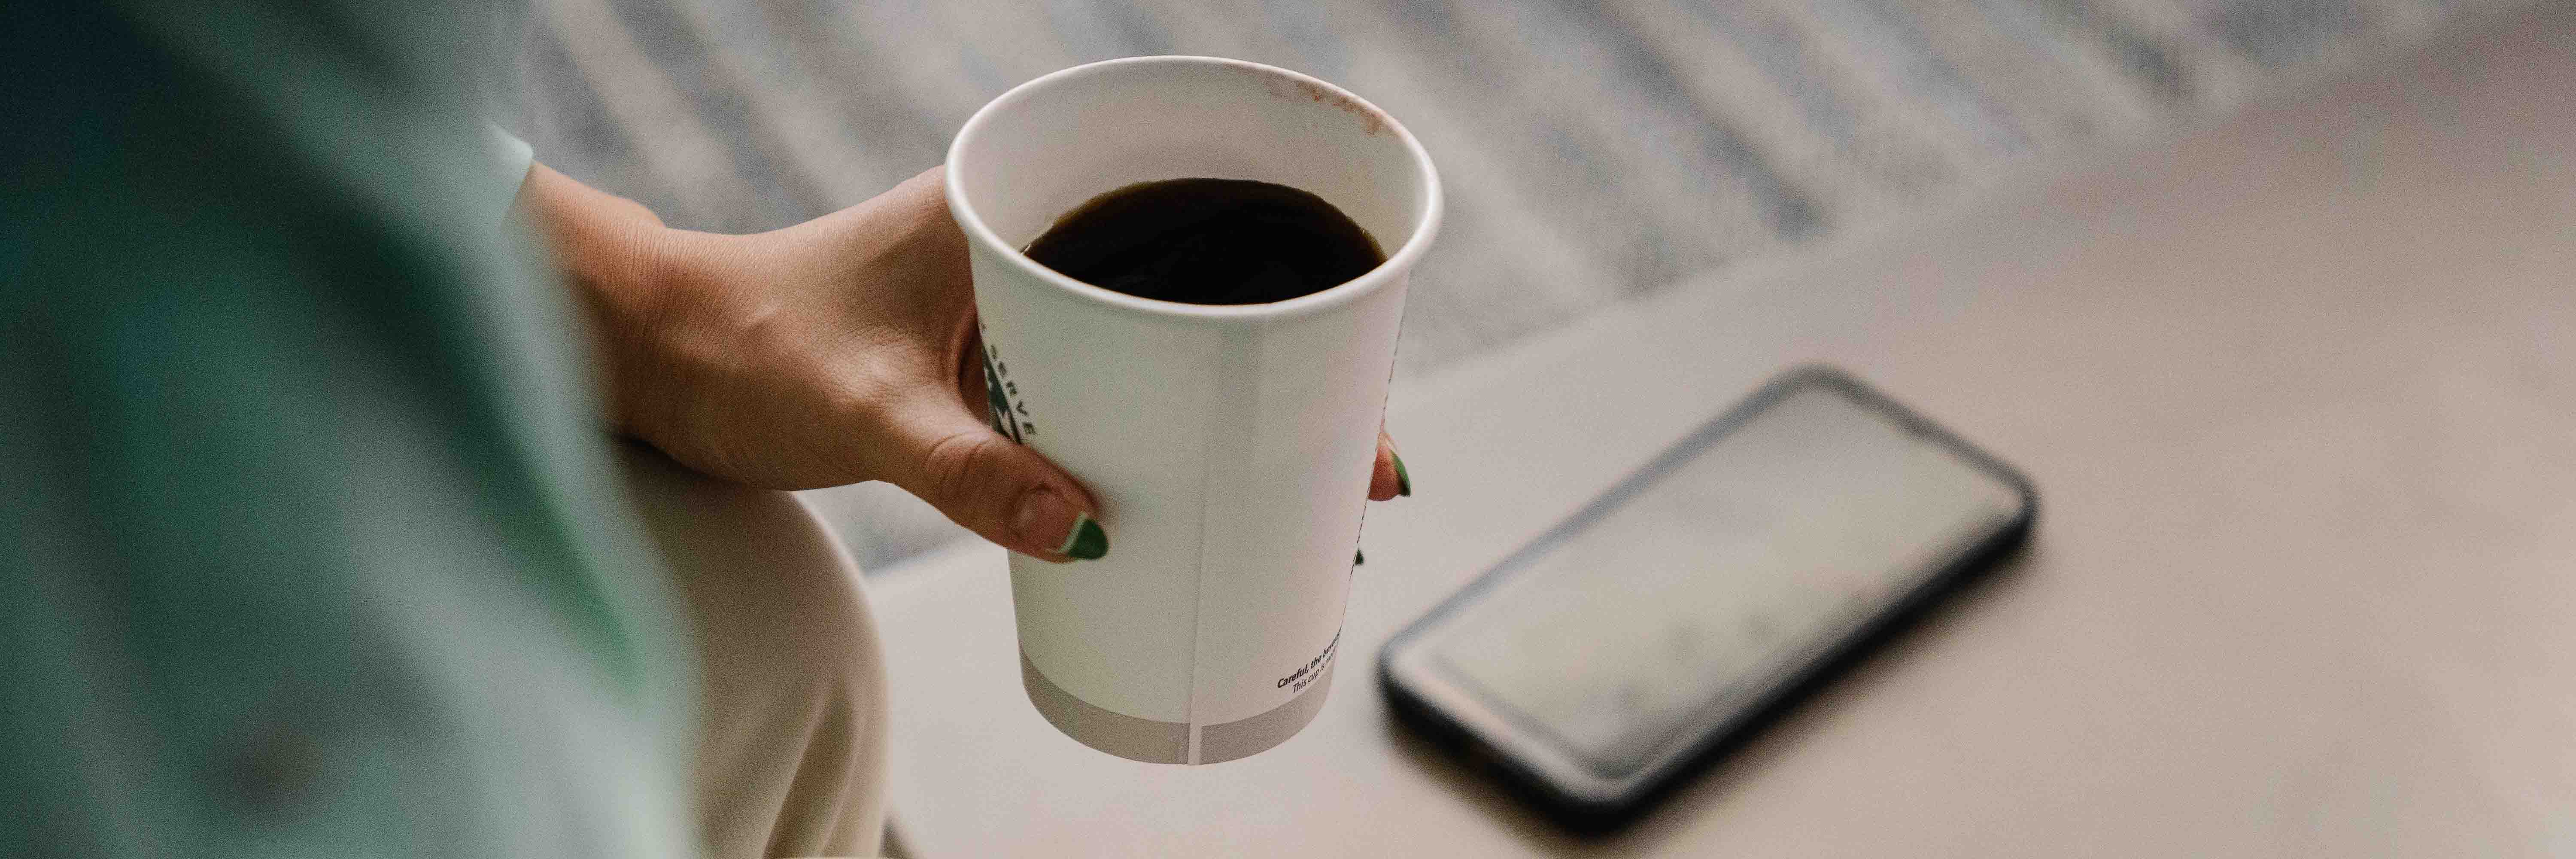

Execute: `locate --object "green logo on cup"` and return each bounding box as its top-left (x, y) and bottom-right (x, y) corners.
top-left (980, 325), bottom-right (1033, 443)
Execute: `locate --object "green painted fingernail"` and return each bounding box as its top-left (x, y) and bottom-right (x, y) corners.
top-left (1058, 512), bottom-right (1109, 560)
top-left (1354, 548), bottom-right (1365, 566)
top-left (1392, 453), bottom-right (1412, 497)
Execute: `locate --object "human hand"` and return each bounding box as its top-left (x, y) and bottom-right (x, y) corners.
top-left (529, 165), bottom-right (1407, 561)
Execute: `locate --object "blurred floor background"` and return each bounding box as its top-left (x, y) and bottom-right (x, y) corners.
top-left (509, 0), bottom-right (2526, 572)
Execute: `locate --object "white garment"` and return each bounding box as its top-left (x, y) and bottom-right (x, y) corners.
top-left (481, 123), bottom-right (537, 222)
top-left (621, 444), bottom-right (892, 859)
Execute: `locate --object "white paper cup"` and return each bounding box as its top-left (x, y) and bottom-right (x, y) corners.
top-left (947, 56), bottom-right (1440, 764)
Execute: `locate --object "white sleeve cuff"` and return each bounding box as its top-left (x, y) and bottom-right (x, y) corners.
top-left (481, 123), bottom-right (536, 223)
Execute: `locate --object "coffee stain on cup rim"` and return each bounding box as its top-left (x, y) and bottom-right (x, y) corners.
top-left (1266, 76), bottom-right (1388, 136)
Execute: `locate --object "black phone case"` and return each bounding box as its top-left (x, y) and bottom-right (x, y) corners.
top-left (1377, 364), bottom-right (2038, 835)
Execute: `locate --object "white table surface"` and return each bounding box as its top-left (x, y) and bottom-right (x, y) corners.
top-left (865, 7), bottom-right (2576, 856)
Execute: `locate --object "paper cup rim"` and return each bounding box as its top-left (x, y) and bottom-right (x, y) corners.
top-left (946, 55), bottom-right (1442, 323)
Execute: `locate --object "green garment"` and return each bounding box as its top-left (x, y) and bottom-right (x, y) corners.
top-left (3, 3), bottom-right (698, 857)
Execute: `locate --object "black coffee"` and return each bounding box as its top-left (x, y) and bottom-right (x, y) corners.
top-left (1023, 178), bottom-right (1385, 305)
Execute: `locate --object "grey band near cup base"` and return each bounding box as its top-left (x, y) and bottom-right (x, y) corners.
top-left (1198, 660), bottom-right (1334, 764)
top-left (1018, 650), bottom-right (1189, 763)
top-left (1019, 649), bottom-right (1335, 765)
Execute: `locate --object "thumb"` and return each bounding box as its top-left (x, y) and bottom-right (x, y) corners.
top-left (878, 406), bottom-right (1108, 562)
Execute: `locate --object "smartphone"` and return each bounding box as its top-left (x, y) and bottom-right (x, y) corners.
top-left (1379, 366), bottom-right (2036, 831)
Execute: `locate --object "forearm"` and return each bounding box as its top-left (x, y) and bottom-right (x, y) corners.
top-left (504, 162), bottom-right (973, 493)
top-left (511, 162), bottom-right (689, 437)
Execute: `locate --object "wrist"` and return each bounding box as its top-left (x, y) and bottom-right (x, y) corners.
top-left (586, 222), bottom-right (700, 441)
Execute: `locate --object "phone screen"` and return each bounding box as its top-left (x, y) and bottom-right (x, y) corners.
top-left (1411, 384), bottom-right (2024, 778)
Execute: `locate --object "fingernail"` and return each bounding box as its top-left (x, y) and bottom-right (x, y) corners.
top-left (1354, 548), bottom-right (1365, 566)
top-left (1057, 512), bottom-right (1109, 560)
top-left (1391, 452), bottom-right (1412, 497)
top-left (1016, 486), bottom-right (1107, 560)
